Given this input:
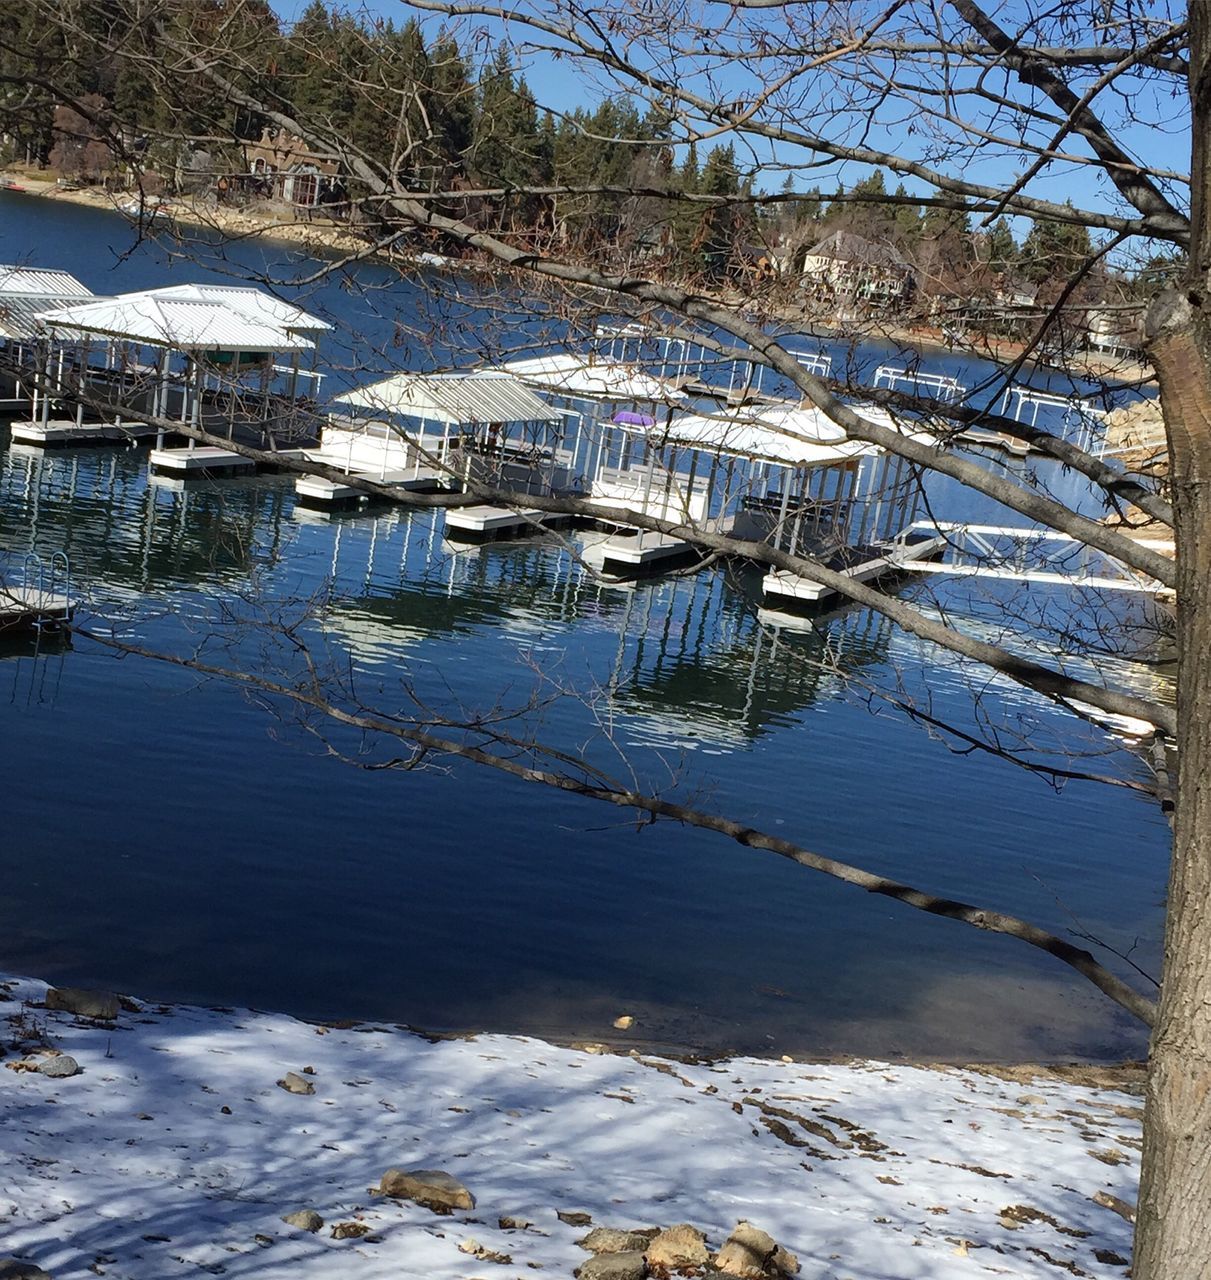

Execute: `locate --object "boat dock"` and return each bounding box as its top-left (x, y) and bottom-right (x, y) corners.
top-left (0, 552), bottom-right (75, 633)
top-left (580, 528), bottom-right (705, 577)
top-left (444, 504), bottom-right (572, 542)
top-left (11, 418), bottom-right (161, 447)
top-left (762, 531), bottom-right (948, 609)
top-left (295, 466), bottom-right (444, 506)
top-left (149, 445), bottom-right (258, 477)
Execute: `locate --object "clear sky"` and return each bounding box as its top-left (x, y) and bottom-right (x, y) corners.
top-left (270, 0), bottom-right (1191, 252)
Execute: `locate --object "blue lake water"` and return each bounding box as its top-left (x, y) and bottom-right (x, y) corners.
top-left (0, 191), bottom-right (1171, 1061)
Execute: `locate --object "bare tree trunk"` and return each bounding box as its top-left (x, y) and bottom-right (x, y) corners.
top-left (1135, 10), bottom-right (1211, 1273)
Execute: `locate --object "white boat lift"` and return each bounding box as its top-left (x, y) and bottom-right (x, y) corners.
top-left (0, 265), bottom-right (95, 418)
top-left (310, 372), bottom-right (565, 533)
top-left (885, 521), bottom-right (1167, 593)
top-left (26, 284), bottom-right (330, 462)
top-left (873, 365), bottom-right (967, 404)
top-left (999, 387), bottom-right (1108, 453)
top-left (584, 399), bottom-right (926, 580)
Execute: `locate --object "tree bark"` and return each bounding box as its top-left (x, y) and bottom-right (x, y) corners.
top-left (1135, 9), bottom-right (1211, 1272)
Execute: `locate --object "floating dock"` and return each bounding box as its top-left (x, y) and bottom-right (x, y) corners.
top-left (149, 445), bottom-right (312, 478)
top-left (0, 584), bottom-right (74, 632)
top-left (580, 529), bottom-right (704, 578)
top-left (443, 504), bottom-right (571, 542)
top-left (762, 533), bottom-right (948, 609)
top-left (294, 466), bottom-right (444, 506)
top-left (149, 446), bottom-right (257, 477)
top-left (10, 418), bottom-right (160, 448)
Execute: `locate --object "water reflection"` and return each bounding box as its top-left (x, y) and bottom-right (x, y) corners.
top-left (0, 199), bottom-right (1173, 1061)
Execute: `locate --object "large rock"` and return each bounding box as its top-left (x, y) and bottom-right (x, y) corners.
top-left (45, 987), bottom-right (119, 1020)
top-left (281, 1209), bottom-right (323, 1233)
top-left (277, 1072), bottom-right (315, 1096)
top-left (714, 1221), bottom-right (800, 1278)
top-left (645, 1223), bottom-right (708, 1268)
top-left (37, 1055), bottom-right (81, 1079)
top-left (378, 1168), bottom-right (474, 1212)
top-left (0, 1262), bottom-right (53, 1280)
top-left (578, 1228), bottom-right (651, 1254)
top-left (574, 1251), bottom-right (647, 1280)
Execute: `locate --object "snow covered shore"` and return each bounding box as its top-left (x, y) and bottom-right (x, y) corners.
top-left (0, 974), bottom-right (1140, 1279)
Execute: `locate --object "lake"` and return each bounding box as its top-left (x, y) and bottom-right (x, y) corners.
top-left (0, 190), bottom-right (1171, 1061)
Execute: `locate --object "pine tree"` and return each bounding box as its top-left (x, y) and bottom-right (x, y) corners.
top-left (1019, 211), bottom-right (1093, 284)
top-left (985, 217), bottom-right (1018, 273)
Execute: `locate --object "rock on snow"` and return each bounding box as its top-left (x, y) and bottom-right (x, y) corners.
top-left (0, 973), bottom-right (1140, 1279)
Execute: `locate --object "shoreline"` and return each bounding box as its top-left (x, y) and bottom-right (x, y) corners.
top-left (2, 174), bottom-right (1155, 386)
top-left (1, 969), bottom-right (1142, 1279)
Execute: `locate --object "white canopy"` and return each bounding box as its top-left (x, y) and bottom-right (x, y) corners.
top-left (624, 401), bottom-right (866, 468)
top-left (37, 285), bottom-right (320, 354)
top-left (0, 264), bottom-right (94, 341)
top-left (500, 353), bottom-right (686, 404)
top-left (142, 284), bottom-right (331, 335)
top-left (627, 400), bottom-right (922, 469)
top-left (335, 370), bottom-right (560, 425)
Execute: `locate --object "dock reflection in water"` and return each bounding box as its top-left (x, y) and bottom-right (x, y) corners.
top-left (0, 427), bottom-right (1169, 1065)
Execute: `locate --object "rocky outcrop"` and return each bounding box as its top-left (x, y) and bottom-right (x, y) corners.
top-left (713, 1221), bottom-right (800, 1277)
top-left (45, 988), bottom-right (119, 1020)
top-left (645, 1223), bottom-right (708, 1268)
top-left (1103, 398), bottom-right (1166, 459)
top-left (573, 1251), bottom-right (647, 1280)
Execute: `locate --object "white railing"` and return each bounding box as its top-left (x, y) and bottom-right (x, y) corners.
top-left (873, 365), bottom-right (966, 403)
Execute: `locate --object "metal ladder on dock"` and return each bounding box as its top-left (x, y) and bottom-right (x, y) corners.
top-left (2, 550), bottom-right (73, 630)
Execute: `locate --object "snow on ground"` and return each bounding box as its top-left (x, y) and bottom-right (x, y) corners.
top-left (0, 974), bottom-right (1140, 1279)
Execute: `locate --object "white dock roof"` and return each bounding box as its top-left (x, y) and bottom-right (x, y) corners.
top-left (636, 401), bottom-right (896, 468)
top-left (0, 264), bottom-right (94, 340)
top-left (36, 286), bottom-right (318, 354)
top-left (144, 284), bottom-right (331, 335)
top-left (632, 399), bottom-right (926, 471)
top-left (336, 371), bottom-right (560, 425)
top-left (500, 353), bottom-right (686, 403)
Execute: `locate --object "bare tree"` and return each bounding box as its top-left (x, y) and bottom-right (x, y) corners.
top-left (0, 2), bottom-right (1205, 1272)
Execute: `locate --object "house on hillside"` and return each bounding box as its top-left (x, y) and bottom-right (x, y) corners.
top-left (799, 230), bottom-right (915, 306)
top-left (1086, 305), bottom-right (1144, 358)
top-left (237, 128), bottom-right (343, 210)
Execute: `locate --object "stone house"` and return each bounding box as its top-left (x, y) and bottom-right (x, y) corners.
top-left (799, 230), bottom-right (915, 305)
top-left (239, 128), bottom-right (341, 207)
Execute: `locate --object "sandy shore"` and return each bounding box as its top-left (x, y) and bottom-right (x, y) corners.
top-left (0, 971), bottom-right (1142, 1279)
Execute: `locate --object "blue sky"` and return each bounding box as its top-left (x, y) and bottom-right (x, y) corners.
top-left (270, 0), bottom-right (1191, 249)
